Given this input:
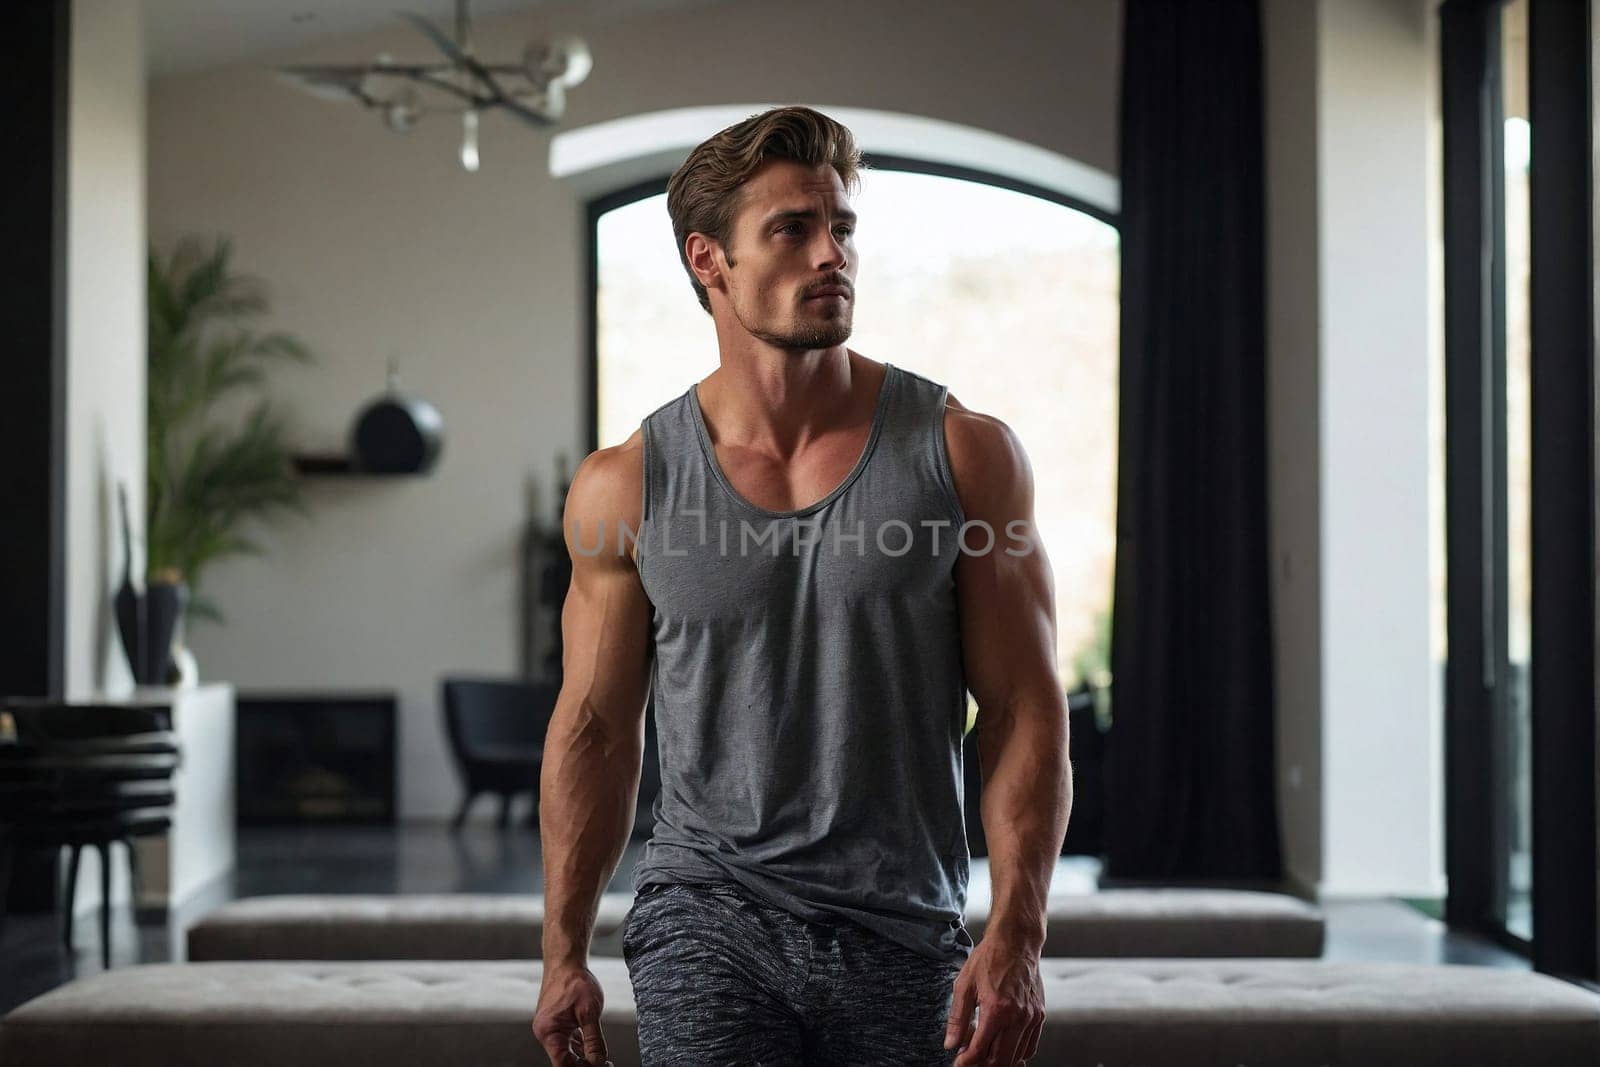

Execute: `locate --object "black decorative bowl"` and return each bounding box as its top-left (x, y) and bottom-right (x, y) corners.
top-left (350, 393), bottom-right (444, 474)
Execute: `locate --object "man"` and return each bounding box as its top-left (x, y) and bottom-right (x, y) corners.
top-left (532, 105), bottom-right (1070, 1067)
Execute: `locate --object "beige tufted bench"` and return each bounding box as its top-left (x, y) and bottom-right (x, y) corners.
top-left (0, 959), bottom-right (633, 1067)
top-left (187, 892), bottom-right (636, 961)
top-left (185, 888), bottom-right (1324, 961)
top-left (2, 957), bottom-right (1596, 1066)
top-left (965, 888), bottom-right (1325, 957)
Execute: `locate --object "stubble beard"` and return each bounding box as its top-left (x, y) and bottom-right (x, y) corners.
top-left (736, 297), bottom-right (854, 352)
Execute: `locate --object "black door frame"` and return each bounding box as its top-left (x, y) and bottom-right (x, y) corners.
top-left (1525, 0), bottom-right (1597, 984)
top-left (1440, 0), bottom-right (1597, 983)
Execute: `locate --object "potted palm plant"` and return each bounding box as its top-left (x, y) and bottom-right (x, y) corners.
top-left (141, 235), bottom-right (315, 683)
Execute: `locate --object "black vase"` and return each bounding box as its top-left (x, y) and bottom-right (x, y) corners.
top-left (113, 483), bottom-right (147, 683)
top-left (143, 580), bottom-right (188, 686)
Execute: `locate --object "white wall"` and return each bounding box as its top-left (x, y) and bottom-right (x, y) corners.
top-left (1264, 0), bottom-right (1444, 899)
top-left (66, 0), bottom-right (147, 704)
top-left (147, 0), bottom-right (1122, 821)
top-left (1316, 0), bottom-right (1441, 899)
top-left (63, 0), bottom-right (148, 919)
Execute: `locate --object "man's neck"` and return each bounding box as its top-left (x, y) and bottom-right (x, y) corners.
top-left (699, 348), bottom-right (879, 454)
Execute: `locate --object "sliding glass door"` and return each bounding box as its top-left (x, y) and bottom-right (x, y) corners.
top-left (1440, 0), bottom-right (1596, 983)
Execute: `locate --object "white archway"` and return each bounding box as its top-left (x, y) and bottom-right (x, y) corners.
top-left (548, 104), bottom-right (1119, 214)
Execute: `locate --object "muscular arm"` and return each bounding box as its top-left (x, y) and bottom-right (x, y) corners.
top-left (946, 397), bottom-right (1072, 955)
top-left (538, 436), bottom-right (654, 968)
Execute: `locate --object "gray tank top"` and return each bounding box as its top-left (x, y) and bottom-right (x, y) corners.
top-left (631, 361), bottom-right (974, 963)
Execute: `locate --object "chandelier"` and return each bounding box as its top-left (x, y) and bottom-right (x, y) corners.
top-left (275, 0), bottom-right (593, 172)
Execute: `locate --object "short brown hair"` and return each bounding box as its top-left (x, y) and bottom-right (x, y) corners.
top-left (666, 106), bottom-right (865, 315)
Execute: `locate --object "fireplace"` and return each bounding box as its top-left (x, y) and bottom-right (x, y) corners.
top-left (236, 690), bottom-right (397, 825)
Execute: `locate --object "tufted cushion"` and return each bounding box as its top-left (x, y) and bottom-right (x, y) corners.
top-left (186, 893), bottom-right (635, 962)
top-left (971, 888), bottom-right (1325, 957)
top-left (2, 958), bottom-right (1595, 1066)
top-left (0, 959), bottom-right (630, 1067)
top-left (186, 888), bottom-right (1323, 961)
top-left (1030, 959), bottom-right (1600, 1064)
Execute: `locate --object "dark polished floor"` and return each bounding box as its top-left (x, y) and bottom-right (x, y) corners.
top-left (0, 823), bottom-right (1531, 1016)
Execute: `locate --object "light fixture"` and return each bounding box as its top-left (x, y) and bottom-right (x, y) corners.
top-left (275, 0), bottom-right (593, 173)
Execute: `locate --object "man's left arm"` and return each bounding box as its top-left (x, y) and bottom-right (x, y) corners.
top-left (941, 397), bottom-right (1071, 1067)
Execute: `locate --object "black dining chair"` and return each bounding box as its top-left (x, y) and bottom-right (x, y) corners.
top-left (0, 701), bottom-right (179, 969)
top-left (440, 678), bottom-right (557, 830)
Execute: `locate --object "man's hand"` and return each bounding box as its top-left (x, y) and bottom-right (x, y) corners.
top-left (944, 935), bottom-right (1045, 1066)
top-left (532, 963), bottom-right (612, 1066)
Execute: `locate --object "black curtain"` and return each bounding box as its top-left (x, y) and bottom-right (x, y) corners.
top-left (1104, 0), bottom-right (1282, 881)
top-left (0, 0), bottom-right (68, 701)
top-left (0, 0), bottom-right (70, 914)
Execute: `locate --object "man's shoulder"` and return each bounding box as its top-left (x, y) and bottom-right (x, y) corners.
top-left (566, 430), bottom-right (645, 556)
top-left (942, 393), bottom-right (1027, 477)
top-left (941, 393), bottom-right (1031, 519)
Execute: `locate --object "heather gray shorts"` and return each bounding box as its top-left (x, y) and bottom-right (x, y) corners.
top-left (622, 881), bottom-right (964, 1066)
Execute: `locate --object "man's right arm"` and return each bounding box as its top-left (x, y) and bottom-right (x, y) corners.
top-left (539, 434), bottom-right (652, 968)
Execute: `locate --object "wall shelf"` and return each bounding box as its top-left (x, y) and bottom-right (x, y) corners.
top-left (291, 453), bottom-right (424, 477)
top-left (291, 453), bottom-right (354, 475)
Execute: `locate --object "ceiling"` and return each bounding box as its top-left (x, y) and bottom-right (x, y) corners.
top-left (142, 0), bottom-right (720, 79)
